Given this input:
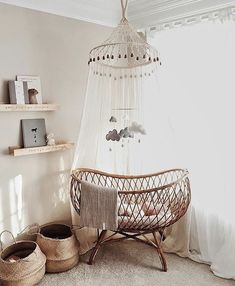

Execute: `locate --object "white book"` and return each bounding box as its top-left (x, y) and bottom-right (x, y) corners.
top-left (17, 75), bottom-right (42, 104)
top-left (9, 81), bottom-right (26, 104)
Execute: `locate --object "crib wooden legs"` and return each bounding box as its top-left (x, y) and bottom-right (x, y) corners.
top-left (88, 229), bottom-right (167, 271)
top-left (88, 230), bottom-right (107, 265)
top-left (152, 231), bottom-right (167, 272)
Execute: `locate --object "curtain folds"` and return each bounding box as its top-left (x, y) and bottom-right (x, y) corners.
top-left (150, 17), bottom-right (235, 280)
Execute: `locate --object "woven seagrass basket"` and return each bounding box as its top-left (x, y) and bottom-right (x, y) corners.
top-left (36, 223), bottom-right (79, 273)
top-left (0, 236), bottom-right (46, 286)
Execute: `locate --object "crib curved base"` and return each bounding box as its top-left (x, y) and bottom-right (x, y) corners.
top-left (88, 229), bottom-right (167, 272)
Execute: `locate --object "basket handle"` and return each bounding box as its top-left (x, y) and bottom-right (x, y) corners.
top-left (18, 223), bottom-right (40, 237)
top-left (71, 224), bottom-right (84, 232)
top-left (0, 230), bottom-right (16, 251)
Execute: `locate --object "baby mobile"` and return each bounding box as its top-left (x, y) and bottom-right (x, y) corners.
top-left (106, 117), bottom-right (146, 148)
top-left (88, 0), bottom-right (161, 152)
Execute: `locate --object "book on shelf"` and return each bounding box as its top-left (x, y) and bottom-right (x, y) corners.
top-left (8, 80), bottom-right (28, 104)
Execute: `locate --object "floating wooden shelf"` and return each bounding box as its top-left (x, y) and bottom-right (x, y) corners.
top-left (0, 104), bottom-right (59, 112)
top-left (9, 143), bottom-right (74, 156)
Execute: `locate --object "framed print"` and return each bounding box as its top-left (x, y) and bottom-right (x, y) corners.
top-left (21, 118), bottom-right (47, 148)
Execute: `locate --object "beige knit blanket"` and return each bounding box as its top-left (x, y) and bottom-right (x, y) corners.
top-left (80, 181), bottom-right (118, 230)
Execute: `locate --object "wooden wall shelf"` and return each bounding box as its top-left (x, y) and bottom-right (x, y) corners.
top-left (0, 104), bottom-right (58, 112)
top-left (9, 143), bottom-right (74, 156)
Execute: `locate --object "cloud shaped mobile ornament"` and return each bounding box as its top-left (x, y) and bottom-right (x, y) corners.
top-left (106, 129), bottom-right (121, 141)
top-left (129, 121), bottom-right (146, 135)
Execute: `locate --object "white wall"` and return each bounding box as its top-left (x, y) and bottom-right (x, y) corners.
top-left (0, 3), bottom-right (110, 234)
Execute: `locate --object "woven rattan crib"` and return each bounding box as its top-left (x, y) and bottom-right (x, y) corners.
top-left (70, 168), bottom-right (191, 271)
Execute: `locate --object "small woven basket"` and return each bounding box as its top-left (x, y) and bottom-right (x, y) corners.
top-left (0, 232), bottom-right (46, 286)
top-left (36, 223), bottom-right (79, 273)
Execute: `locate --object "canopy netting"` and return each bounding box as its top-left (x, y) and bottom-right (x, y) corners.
top-left (73, 0), bottom-right (162, 174)
top-left (71, 1), bottom-right (189, 256)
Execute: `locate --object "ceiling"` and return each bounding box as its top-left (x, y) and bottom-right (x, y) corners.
top-left (0, 0), bottom-right (234, 28)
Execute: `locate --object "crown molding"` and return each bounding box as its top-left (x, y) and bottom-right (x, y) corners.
top-left (130, 0), bottom-right (203, 14)
top-left (128, 0), bottom-right (235, 28)
top-left (0, 0), bottom-right (234, 28)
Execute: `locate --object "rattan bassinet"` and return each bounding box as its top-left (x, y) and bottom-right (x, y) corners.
top-left (70, 168), bottom-right (191, 271)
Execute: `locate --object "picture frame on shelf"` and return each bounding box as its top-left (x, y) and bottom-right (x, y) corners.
top-left (21, 118), bottom-right (47, 148)
top-left (17, 75), bottom-right (42, 104)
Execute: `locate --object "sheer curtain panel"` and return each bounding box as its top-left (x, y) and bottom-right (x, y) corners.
top-left (150, 13), bottom-right (235, 280)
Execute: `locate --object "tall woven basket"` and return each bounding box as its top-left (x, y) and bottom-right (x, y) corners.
top-left (36, 223), bottom-right (79, 273)
top-left (0, 233), bottom-right (46, 286)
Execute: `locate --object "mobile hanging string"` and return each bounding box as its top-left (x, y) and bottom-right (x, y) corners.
top-left (121, 0), bottom-right (128, 20)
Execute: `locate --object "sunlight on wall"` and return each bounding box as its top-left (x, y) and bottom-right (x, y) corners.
top-left (8, 174), bottom-right (23, 234)
top-left (58, 156), bottom-right (69, 203)
top-left (49, 156), bottom-right (71, 210)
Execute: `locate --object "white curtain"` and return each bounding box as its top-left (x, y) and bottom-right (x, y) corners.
top-left (150, 14), bottom-right (235, 279)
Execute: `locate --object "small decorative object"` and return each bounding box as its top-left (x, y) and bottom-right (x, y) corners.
top-left (106, 129), bottom-right (120, 141)
top-left (46, 133), bottom-right (56, 146)
top-left (8, 81), bottom-right (28, 104)
top-left (36, 224), bottom-right (79, 273)
top-left (119, 127), bottom-right (134, 138)
top-left (28, 88), bottom-right (39, 104)
top-left (21, 119), bottom-right (47, 148)
top-left (109, 116), bottom-right (117, 123)
top-left (17, 75), bottom-right (42, 104)
top-left (0, 230), bottom-right (46, 286)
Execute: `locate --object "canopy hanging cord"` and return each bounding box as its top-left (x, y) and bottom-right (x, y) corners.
top-left (121, 0), bottom-right (128, 20)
